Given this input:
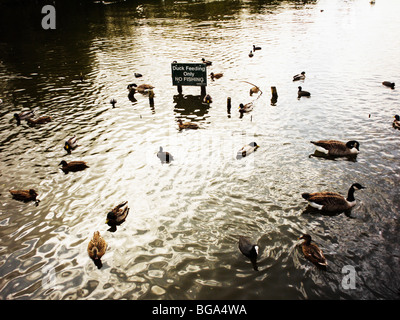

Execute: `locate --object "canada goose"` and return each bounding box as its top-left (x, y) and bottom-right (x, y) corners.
top-left (201, 58), bottom-right (212, 66)
top-left (382, 81), bottom-right (395, 89)
top-left (310, 140), bottom-right (360, 157)
top-left (293, 71), bottom-right (306, 81)
top-left (110, 98), bottom-right (117, 108)
top-left (298, 86), bottom-right (310, 97)
top-left (239, 236), bottom-right (259, 271)
top-left (249, 51), bottom-right (254, 58)
top-left (14, 110), bottom-right (35, 125)
top-left (64, 135), bottom-right (79, 154)
top-left (210, 72), bottom-right (223, 80)
top-left (87, 231), bottom-right (107, 269)
top-left (59, 160), bottom-right (89, 173)
top-left (236, 142), bottom-right (259, 159)
top-left (9, 189), bottom-right (40, 206)
top-left (157, 147), bottom-right (174, 163)
top-left (177, 119), bottom-right (199, 130)
top-left (253, 45), bottom-right (261, 51)
top-left (26, 116), bottom-right (52, 125)
top-left (298, 234), bottom-right (327, 269)
top-left (301, 183), bottom-right (366, 215)
top-left (393, 115), bottom-right (400, 129)
top-left (128, 83), bottom-right (154, 94)
top-left (106, 201), bottom-right (129, 232)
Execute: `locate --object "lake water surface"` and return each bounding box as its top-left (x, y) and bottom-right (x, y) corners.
top-left (0, 0), bottom-right (400, 300)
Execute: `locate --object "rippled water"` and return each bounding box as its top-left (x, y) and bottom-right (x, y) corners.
top-left (1, 0), bottom-right (400, 300)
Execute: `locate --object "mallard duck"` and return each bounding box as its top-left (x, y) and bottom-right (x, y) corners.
top-left (382, 81), bottom-right (395, 89)
top-left (14, 110), bottom-right (35, 125)
top-left (298, 86), bottom-right (310, 97)
top-left (177, 119), bottom-right (199, 130)
top-left (59, 160), bottom-right (89, 173)
top-left (64, 135), bottom-right (79, 154)
top-left (106, 201), bottom-right (129, 231)
top-left (239, 236), bottom-right (259, 271)
top-left (298, 234), bottom-right (327, 269)
top-left (210, 72), bottom-right (223, 80)
top-left (201, 58), bottom-right (212, 66)
top-left (157, 147), bottom-right (174, 163)
top-left (393, 115), bottom-right (400, 129)
top-left (9, 189), bottom-right (40, 206)
top-left (236, 142), bottom-right (259, 159)
top-left (26, 116), bottom-right (52, 125)
top-left (249, 51), bottom-right (254, 58)
top-left (293, 71), bottom-right (306, 81)
top-left (203, 94), bottom-right (212, 104)
top-left (310, 140), bottom-right (360, 157)
top-left (253, 45), bottom-right (261, 51)
top-left (239, 102), bottom-right (253, 114)
top-left (302, 183), bottom-right (365, 214)
top-left (110, 98), bottom-right (117, 108)
top-left (87, 231), bottom-right (107, 260)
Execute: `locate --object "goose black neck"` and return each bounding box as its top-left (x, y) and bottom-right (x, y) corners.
top-left (347, 186), bottom-right (356, 202)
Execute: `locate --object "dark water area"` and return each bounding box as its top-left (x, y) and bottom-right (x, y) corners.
top-left (0, 0), bottom-right (400, 300)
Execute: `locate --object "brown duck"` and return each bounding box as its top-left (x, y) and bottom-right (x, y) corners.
top-left (177, 119), bottom-right (199, 130)
top-left (299, 234), bottom-right (327, 269)
top-left (87, 231), bottom-right (107, 260)
top-left (106, 201), bottom-right (129, 231)
top-left (59, 160), bottom-right (89, 173)
top-left (26, 116), bottom-right (52, 125)
top-left (9, 189), bottom-right (40, 206)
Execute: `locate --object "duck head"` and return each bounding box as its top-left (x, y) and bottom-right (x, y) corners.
top-left (346, 140), bottom-right (360, 151)
top-left (59, 160), bottom-right (68, 167)
top-left (394, 115), bottom-right (400, 121)
top-left (299, 234), bottom-right (312, 244)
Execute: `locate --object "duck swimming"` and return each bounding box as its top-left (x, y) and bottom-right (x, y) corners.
top-left (177, 119), bottom-right (199, 130)
top-left (59, 160), bottom-right (89, 173)
top-left (236, 142), bottom-right (259, 159)
top-left (393, 115), bottom-right (400, 129)
top-left (14, 110), bottom-right (35, 125)
top-left (298, 86), bottom-right (310, 98)
top-left (87, 231), bottom-right (107, 268)
top-left (64, 135), bottom-right (79, 154)
top-left (298, 234), bottom-right (327, 269)
top-left (9, 189), bottom-right (40, 206)
top-left (201, 58), bottom-right (212, 66)
top-left (157, 147), bottom-right (174, 164)
top-left (301, 183), bottom-right (365, 215)
top-left (26, 116), bottom-right (52, 125)
top-left (253, 45), bottom-right (261, 51)
top-left (106, 201), bottom-right (129, 232)
top-left (310, 140), bottom-right (360, 157)
top-left (249, 51), bottom-right (254, 58)
top-left (382, 81), bottom-right (395, 89)
top-left (128, 83), bottom-right (154, 94)
top-left (239, 236), bottom-right (259, 271)
top-left (210, 72), bottom-right (223, 80)
top-left (239, 102), bottom-right (254, 115)
top-left (293, 71), bottom-right (306, 81)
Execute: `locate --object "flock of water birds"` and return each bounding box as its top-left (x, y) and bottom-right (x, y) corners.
top-left (6, 38), bottom-right (399, 274)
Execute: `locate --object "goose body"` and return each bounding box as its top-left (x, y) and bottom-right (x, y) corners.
top-left (178, 119), bottom-right (199, 130)
top-left (302, 183), bottom-right (365, 214)
top-left (201, 58), bottom-right (212, 66)
top-left (382, 81), bottom-right (395, 89)
top-left (310, 140), bottom-right (360, 157)
top-left (298, 86), bottom-right (310, 97)
top-left (236, 142), bottom-right (259, 159)
top-left (293, 71), bottom-right (306, 81)
top-left (59, 160), bottom-right (89, 173)
top-left (239, 236), bottom-right (259, 271)
top-left (87, 231), bottom-right (107, 260)
top-left (9, 189), bottom-right (40, 205)
top-left (157, 147), bottom-right (174, 163)
top-left (393, 115), bottom-right (400, 129)
top-left (64, 135), bottom-right (79, 154)
top-left (106, 201), bottom-right (129, 231)
top-left (26, 116), bottom-right (52, 125)
top-left (299, 234), bottom-right (327, 269)
top-left (14, 110), bottom-right (35, 125)
top-left (210, 72), bottom-right (223, 80)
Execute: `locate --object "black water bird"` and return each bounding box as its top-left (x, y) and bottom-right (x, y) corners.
top-left (253, 45), bottom-right (261, 51)
top-left (239, 236), bottom-right (259, 271)
top-left (297, 86), bottom-right (310, 98)
top-left (59, 160), bottom-right (89, 173)
top-left (382, 81), bottom-right (395, 89)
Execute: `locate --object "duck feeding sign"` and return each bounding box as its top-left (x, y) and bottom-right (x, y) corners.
top-left (171, 63), bottom-right (207, 86)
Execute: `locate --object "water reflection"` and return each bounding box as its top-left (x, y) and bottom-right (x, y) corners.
top-left (173, 94), bottom-right (211, 121)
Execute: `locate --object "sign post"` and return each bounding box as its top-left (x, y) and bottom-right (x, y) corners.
top-left (171, 62), bottom-right (207, 96)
